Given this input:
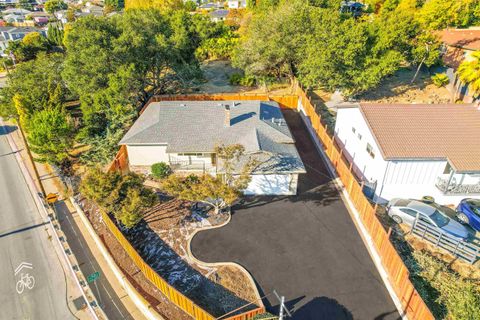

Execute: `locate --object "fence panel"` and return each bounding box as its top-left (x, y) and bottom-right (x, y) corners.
top-left (293, 81), bottom-right (435, 320)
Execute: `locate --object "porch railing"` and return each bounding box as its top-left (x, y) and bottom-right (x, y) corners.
top-left (435, 176), bottom-right (480, 194)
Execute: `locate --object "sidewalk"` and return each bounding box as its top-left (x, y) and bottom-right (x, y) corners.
top-left (4, 119), bottom-right (147, 320)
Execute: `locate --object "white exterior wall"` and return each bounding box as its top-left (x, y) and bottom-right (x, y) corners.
top-left (334, 107), bottom-right (388, 185)
top-left (126, 145), bottom-right (169, 166)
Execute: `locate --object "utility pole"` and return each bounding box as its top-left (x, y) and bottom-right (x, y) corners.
top-left (17, 122), bottom-right (47, 197)
top-left (273, 290), bottom-right (292, 319)
top-left (279, 295), bottom-right (285, 320)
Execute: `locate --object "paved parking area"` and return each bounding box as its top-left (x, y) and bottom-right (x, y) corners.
top-left (191, 110), bottom-right (400, 319)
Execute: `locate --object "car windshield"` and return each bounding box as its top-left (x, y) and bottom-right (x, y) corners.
top-left (429, 210), bottom-right (450, 227)
top-left (467, 200), bottom-right (480, 217)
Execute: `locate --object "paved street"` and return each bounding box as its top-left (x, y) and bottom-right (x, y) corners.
top-left (55, 201), bottom-right (134, 320)
top-left (0, 126), bottom-right (75, 320)
top-left (192, 111), bottom-right (401, 320)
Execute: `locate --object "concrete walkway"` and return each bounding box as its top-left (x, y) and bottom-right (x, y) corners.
top-left (191, 110), bottom-right (401, 320)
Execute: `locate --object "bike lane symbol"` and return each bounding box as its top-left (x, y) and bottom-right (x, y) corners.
top-left (14, 262), bottom-right (35, 294)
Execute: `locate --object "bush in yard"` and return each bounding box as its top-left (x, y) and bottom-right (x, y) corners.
top-left (431, 73), bottom-right (449, 87)
top-left (80, 168), bottom-right (157, 228)
top-left (151, 162), bottom-right (172, 179)
top-left (229, 73), bottom-right (256, 87)
top-left (409, 250), bottom-right (480, 319)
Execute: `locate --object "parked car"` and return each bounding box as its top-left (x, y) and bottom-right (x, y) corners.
top-left (456, 198), bottom-right (480, 232)
top-left (387, 198), bottom-right (470, 240)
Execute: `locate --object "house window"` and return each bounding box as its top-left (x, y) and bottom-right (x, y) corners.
top-left (366, 143), bottom-right (375, 159)
top-left (352, 127), bottom-right (356, 134)
top-left (443, 163), bottom-right (452, 174)
top-left (178, 153), bottom-right (203, 157)
top-left (357, 133), bottom-right (362, 140)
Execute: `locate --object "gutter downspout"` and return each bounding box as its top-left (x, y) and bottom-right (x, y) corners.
top-left (376, 161), bottom-right (391, 204)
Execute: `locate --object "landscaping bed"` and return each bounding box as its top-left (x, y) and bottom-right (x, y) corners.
top-left (78, 196), bottom-right (259, 319)
top-left (375, 206), bottom-right (480, 319)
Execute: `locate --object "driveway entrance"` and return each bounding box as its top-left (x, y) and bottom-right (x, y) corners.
top-left (191, 110), bottom-right (400, 319)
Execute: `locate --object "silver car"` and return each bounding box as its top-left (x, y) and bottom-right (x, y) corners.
top-left (387, 198), bottom-right (470, 240)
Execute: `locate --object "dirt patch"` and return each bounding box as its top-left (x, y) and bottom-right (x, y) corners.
top-left (358, 67), bottom-right (452, 104)
top-left (78, 196), bottom-right (259, 319)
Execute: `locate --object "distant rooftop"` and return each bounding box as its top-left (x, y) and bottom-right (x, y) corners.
top-left (338, 103), bottom-right (480, 172)
top-left (120, 100), bottom-right (305, 174)
top-left (439, 28), bottom-right (480, 51)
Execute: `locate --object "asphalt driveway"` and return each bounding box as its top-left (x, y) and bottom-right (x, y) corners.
top-left (191, 110), bottom-right (400, 320)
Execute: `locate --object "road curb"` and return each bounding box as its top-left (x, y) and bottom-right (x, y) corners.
top-left (0, 118), bottom-right (104, 320)
top-left (186, 212), bottom-right (265, 310)
top-left (70, 198), bottom-right (165, 320)
top-left (298, 110), bottom-right (408, 320)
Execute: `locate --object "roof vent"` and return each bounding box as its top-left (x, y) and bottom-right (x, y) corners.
top-left (180, 103), bottom-right (187, 107)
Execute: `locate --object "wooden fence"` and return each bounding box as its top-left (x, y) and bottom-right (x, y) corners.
top-left (107, 145), bottom-right (129, 173)
top-left (107, 88), bottom-right (435, 319)
top-left (293, 82), bottom-right (435, 320)
top-left (101, 209), bottom-right (265, 320)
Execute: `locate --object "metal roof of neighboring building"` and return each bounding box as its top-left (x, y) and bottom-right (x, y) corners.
top-left (120, 100), bottom-right (306, 174)
top-left (439, 29), bottom-right (480, 51)
top-left (339, 103), bottom-right (480, 172)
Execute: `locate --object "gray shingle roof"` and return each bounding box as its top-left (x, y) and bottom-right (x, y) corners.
top-left (120, 100), bottom-right (305, 174)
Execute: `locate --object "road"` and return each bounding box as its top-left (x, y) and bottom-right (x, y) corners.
top-left (0, 126), bottom-right (75, 319)
top-left (54, 201), bottom-right (134, 320)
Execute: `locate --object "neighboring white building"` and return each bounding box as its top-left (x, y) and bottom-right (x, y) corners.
top-left (227, 0), bottom-right (246, 9)
top-left (119, 100), bottom-right (306, 196)
top-left (334, 103), bottom-right (480, 205)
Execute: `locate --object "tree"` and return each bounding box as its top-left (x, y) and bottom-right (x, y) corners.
top-left (26, 107), bottom-right (74, 164)
top-left (7, 32), bottom-right (49, 62)
top-left (233, 0), bottom-right (310, 82)
top-left (80, 169), bottom-right (157, 228)
top-left (47, 23), bottom-right (64, 47)
top-left (183, 0), bottom-right (196, 11)
top-left (44, 0), bottom-right (68, 14)
top-left (163, 144), bottom-right (256, 214)
top-left (0, 53), bottom-right (67, 119)
top-left (417, 0), bottom-right (480, 30)
top-left (162, 174), bottom-right (239, 214)
top-left (17, 0), bottom-right (33, 10)
top-left (125, 0), bottom-right (183, 10)
top-left (214, 144), bottom-right (256, 190)
top-left (410, 33), bottom-right (442, 83)
top-left (457, 51), bottom-right (480, 96)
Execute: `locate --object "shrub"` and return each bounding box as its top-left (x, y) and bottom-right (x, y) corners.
top-left (151, 162), bottom-right (172, 179)
top-left (411, 250), bottom-right (480, 319)
top-left (80, 169), bottom-right (157, 228)
top-left (229, 73), bottom-right (256, 87)
top-left (431, 73), bottom-right (449, 87)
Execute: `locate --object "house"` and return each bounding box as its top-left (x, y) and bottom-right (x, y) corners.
top-left (209, 9), bottom-right (229, 22)
top-left (334, 103), bottom-right (480, 205)
top-left (119, 100), bottom-right (306, 195)
top-left (227, 0), bottom-right (246, 9)
top-left (198, 2), bottom-right (223, 10)
top-left (438, 28), bottom-right (480, 102)
top-left (0, 26), bottom-right (46, 55)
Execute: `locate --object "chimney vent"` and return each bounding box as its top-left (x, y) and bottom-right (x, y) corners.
top-left (224, 104), bottom-right (231, 127)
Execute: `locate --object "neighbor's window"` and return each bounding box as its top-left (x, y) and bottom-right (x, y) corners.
top-left (352, 127), bottom-right (356, 134)
top-left (443, 163), bottom-right (452, 174)
top-left (357, 133), bottom-right (362, 140)
top-left (366, 143), bottom-right (375, 158)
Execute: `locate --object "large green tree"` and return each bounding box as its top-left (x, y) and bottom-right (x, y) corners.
top-left (457, 51), bottom-right (480, 96)
top-left (0, 53), bottom-right (67, 119)
top-left (26, 107), bottom-right (74, 164)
